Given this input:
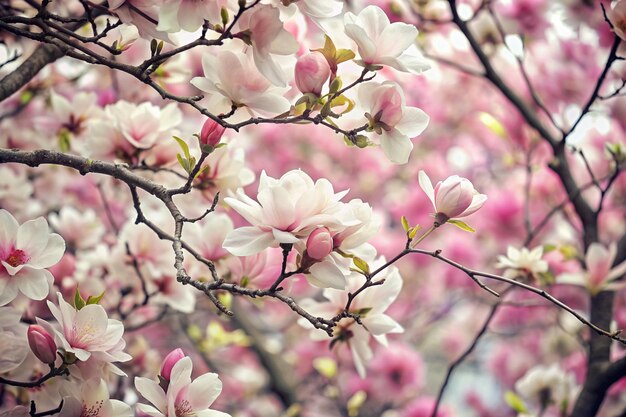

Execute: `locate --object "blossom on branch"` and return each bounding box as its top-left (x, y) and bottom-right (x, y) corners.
top-left (0, 210), bottom-right (65, 306)
top-left (358, 81), bottom-right (429, 164)
top-left (344, 5), bottom-right (430, 74)
top-left (135, 355), bottom-right (230, 417)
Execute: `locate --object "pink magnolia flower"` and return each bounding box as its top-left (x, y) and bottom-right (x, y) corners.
top-left (300, 257), bottom-right (403, 377)
top-left (496, 246), bottom-right (549, 281)
top-left (191, 49), bottom-right (291, 118)
top-left (223, 170), bottom-right (346, 257)
top-left (418, 171), bottom-right (487, 223)
top-left (135, 356), bottom-right (230, 417)
top-left (57, 378), bottom-right (133, 417)
top-left (358, 81), bottom-right (429, 164)
top-left (48, 207), bottom-right (105, 250)
top-left (237, 4), bottom-right (299, 86)
top-left (27, 325), bottom-right (57, 364)
top-left (106, 101), bottom-right (182, 150)
top-left (157, 0), bottom-right (231, 33)
top-left (295, 52), bottom-right (331, 96)
top-left (344, 5), bottom-right (430, 74)
top-left (557, 243), bottom-right (626, 295)
top-left (109, 0), bottom-right (170, 42)
top-left (608, 0), bottom-right (626, 41)
top-left (0, 209), bottom-right (65, 306)
top-left (39, 292), bottom-right (131, 375)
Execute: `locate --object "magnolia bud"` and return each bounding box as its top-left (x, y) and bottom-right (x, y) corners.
top-left (306, 227), bottom-right (333, 260)
top-left (295, 53), bottom-right (331, 96)
top-left (160, 348), bottom-right (185, 381)
top-left (27, 325), bottom-right (57, 364)
top-left (434, 176), bottom-right (476, 220)
top-left (199, 118), bottom-right (225, 150)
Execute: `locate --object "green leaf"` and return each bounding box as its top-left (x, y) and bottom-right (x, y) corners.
top-left (408, 225), bottom-right (421, 239)
top-left (504, 391), bottom-right (527, 413)
top-left (194, 164), bottom-right (210, 179)
top-left (542, 243), bottom-right (557, 253)
top-left (353, 307), bottom-right (372, 316)
top-left (353, 257), bottom-right (370, 275)
top-left (74, 288), bottom-right (86, 310)
top-left (354, 135), bottom-right (369, 149)
top-left (335, 49), bottom-right (355, 64)
top-left (156, 40), bottom-right (164, 55)
top-left (447, 219), bottom-right (475, 233)
top-left (172, 136), bottom-right (191, 159)
top-left (58, 130), bottom-right (71, 153)
top-left (401, 216), bottom-right (410, 232)
top-left (150, 39), bottom-right (158, 56)
top-left (240, 276), bottom-right (250, 287)
top-left (220, 7), bottom-right (229, 26)
top-left (328, 77), bottom-right (342, 94)
top-left (86, 291), bottom-right (105, 305)
top-left (479, 112), bottom-right (507, 139)
top-left (177, 154), bottom-right (191, 174)
top-left (329, 94), bottom-right (354, 114)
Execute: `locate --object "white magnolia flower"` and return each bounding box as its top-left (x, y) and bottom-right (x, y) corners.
top-left (515, 364), bottom-right (576, 410)
top-left (191, 49), bottom-right (291, 118)
top-left (344, 5), bottom-right (430, 74)
top-left (358, 81), bottom-right (429, 164)
top-left (496, 246), bottom-right (548, 280)
top-left (58, 378), bottom-right (133, 417)
top-left (135, 356), bottom-right (230, 417)
top-left (106, 101), bottom-right (182, 150)
top-left (300, 257), bottom-right (403, 377)
top-left (0, 307), bottom-right (28, 373)
top-left (157, 0), bottom-right (235, 33)
top-left (0, 210), bottom-right (65, 306)
top-left (557, 242), bottom-right (626, 295)
top-left (223, 170), bottom-right (346, 257)
top-left (49, 91), bottom-right (102, 138)
top-left (236, 4), bottom-right (299, 86)
top-left (268, 0), bottom-right (343, 20)
top-left (39, 293), bottom-right (131, 376)
top-left (48, 207), bottom-right (106, 250)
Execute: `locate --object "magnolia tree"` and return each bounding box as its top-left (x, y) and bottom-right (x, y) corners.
top-left (0, 0), bottom-right (626, 416)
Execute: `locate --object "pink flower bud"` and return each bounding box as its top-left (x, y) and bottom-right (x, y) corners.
top-left (294, 53), bottom-right (331, 96)
top-left (419, 171), bottom-right (487, 222)
top-left (27, 325), bottom-right (57, 364)
top-left (200, 119), bottom-right (225, 148)
top-left (306, 227), bottom-right (333, 260)
top-left (160, 348), bottom-right (185, 381)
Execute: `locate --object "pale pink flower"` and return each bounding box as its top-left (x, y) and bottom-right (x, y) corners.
top-left (557, 243), bottom-right (626, 295)
top-left (57, 378), bottom-right (133, 417)
top-left (109, 0), bottom-right (170, 42)
top-left (344, 5), bottom-right (430, 74)
top-left (223, 170), bottom-right (346, 257)
top-left (48, 207), bottom-right (105, 250)
top-left (607, 0), bottom-right (626, 41)
top-left (0, 209), bottom-right (65, 306)
top-left (270, 0), bottom-right (343, 20)
top-left (106, 101), bottom-right (182, 150)
top-left (300, 257), bottom-right (403, 377)
top-left (418, 171), bottom-right (487, 222)
top-left (39, 292), bottom-right (131, 375)
top-left (0, 306), bottom-right (29, 373)
top-left (157, 0), bottom-right (232, 33)
top-left (135, 356), bottom-right (230, 417)
top-left (295, 52), bottom-right (331, 96)
top-left (236, 4), bottom-right (299, 86)
top-left (496, 246), bottom-right (548, 281)
top-left (49, 91), bottom-right (102, 138)
top-left (191, 49), bottom-right (291, 118)
top-left (515, 364), bottom-right (576, 410)
top-left (358, 81), bottom-right (429, 164)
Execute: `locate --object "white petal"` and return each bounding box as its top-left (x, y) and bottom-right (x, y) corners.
top-left (188, 372), bottom-right (222, 409)
top-left (16, 267), bottom-right (50, 300)
top-left (418, 171), bottom-right (436, 210)
top-left (308, 261), bottom-right (346, 290)
top-left (379, 128), bottom-right (413, 164)
top-left (135, 377), bottom-right (166, 412)
top-left (30, 233), bottom-right (65, 268)
top-left (223, 227), bottom-right (274, 256)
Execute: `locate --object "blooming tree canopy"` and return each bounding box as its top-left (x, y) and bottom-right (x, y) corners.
top-left (0, 0), bottom-right (625, 417)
